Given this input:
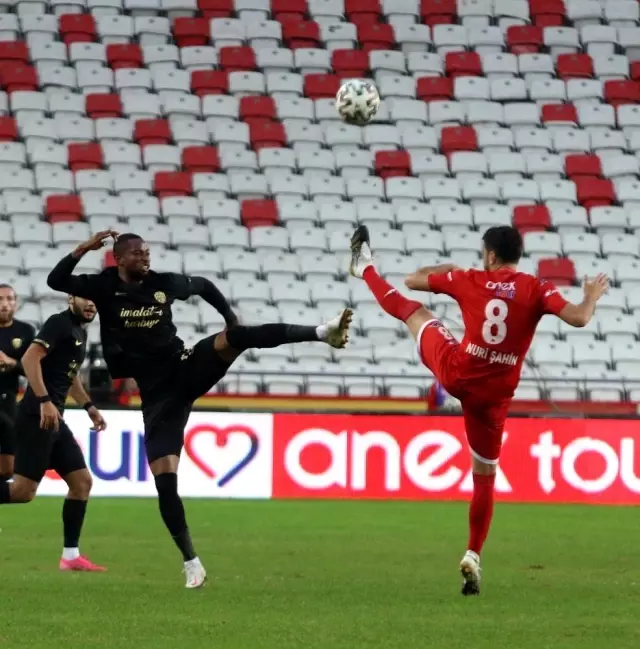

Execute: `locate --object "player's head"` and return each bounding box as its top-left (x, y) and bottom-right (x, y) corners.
top-left (482, 226), bottom-right (523, 271)
top-left (68, 296), bottom-right (97, 323)
top-left (113, 233), bottom-right (150, 280)
top-left (0, 284), bottom-right (17, 325)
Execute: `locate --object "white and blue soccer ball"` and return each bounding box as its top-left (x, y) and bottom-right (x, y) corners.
top-left (335, 79), bottom-right (381, 125)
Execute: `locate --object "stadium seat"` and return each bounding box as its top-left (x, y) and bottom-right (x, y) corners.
top-left (45, 194), bottom-right (84, 223)
top-left (538, 258), bottom-right (576, 286)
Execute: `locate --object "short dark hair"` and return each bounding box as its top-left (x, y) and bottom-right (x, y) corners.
top-left (482, 226), bottom-right (523, 264)
top-left (0, 284), bottom-right (16, 295)
top-left (113, 233), bottom-right (142, 258)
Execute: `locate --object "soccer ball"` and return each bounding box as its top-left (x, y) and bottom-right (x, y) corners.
top-left (335, 79), bottom-right (380, 125)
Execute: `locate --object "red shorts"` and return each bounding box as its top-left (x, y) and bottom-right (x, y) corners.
top-left (417, 319), bottom-right (509, 464)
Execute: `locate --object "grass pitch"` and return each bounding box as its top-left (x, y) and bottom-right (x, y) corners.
top-left (1, 499), bottom-right (639, 649)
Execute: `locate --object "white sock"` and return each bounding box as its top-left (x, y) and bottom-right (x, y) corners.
top-left (315, 324), bottom-right (328, 341)
top-left (184, 556), bottom-right (201, 568)
top-left (62, 547), bottom-right (80, 561)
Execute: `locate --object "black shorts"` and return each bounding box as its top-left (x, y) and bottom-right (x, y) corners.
top-left (138, 335), bottom-right (232, 463)
top-left (13, 407), bottom-right (87, 483)
top-left (0, 396), bottom-right (17, 455)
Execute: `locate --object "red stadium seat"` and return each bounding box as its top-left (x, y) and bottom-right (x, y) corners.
top-left (556, 53), bottom-right (593, 79)
top-left (565, 154), bottom-right (602, 179)
top-left (420, 0), bottom-right (457, 26)
top-left (173, 18), bottom-right (210, 47)
top-left (0, 116), bottom-right (17, 141)
top-left (154, 171), bottom-right (193, 198)
top-left (529, 0), bottom-right (566, 27)
top-left (345, 0), bottom-right (383, 25)
top-left (0, 41), bottom-right (29, 64)
top-left (197, 0), bottom-right (233, 18)
top-left (182, 146), bottom-right (220, 172)
top-left (375, 151), bottom-right (411, 179)
top-left (304, 73), bottom-right (341, 99)
top-left (506, 26), bottom-right (543, 54)
top-left (241, 199), bottom-right (280, 228)
top-left (45, 195), bottom-right (84, 223)
top-left (240, 96), bottom-right (277, 123)
top-left (575, 178), bottom-right (615, 209)
top-left (440, 127), bottom-right (478, 154)
top-left (0, 65), bottom-right (38, 93)
top-left (272, 0), bottom-right (308, 22)
top-left (86, 93), bottom-right (122, 118)
top-left (357, 23), bottom-right (395, 53)
top-left (332, 50), bottom-right (369, 79)
top-left (68, 143), bottom-right (104, 171)
top-left (630, 61), bottom-right (640, 82)
top-left (106, 44), bottom-right (143, 69)
top-left (191, 70), bottom-right (229, 96)
top-left (538, 258), bottom-right (576, 286)
top-left (104, 250), bottom-right (116, 268)
top-left (417, 76), bottom-right (453, 102)
top-left (133, 119), bottom-right (172, 147)
top-left (282, 20), bottom-right (321, 49)
top-left (513, 205), bottom-right (551, 233)
top-left (604, 80), bottom-right (640, 107)
top-left (219, 46), bottom-right (257, 72)
top-left (541, 103), bottom-right (578, 124)
top-left (249, 122), bottom-right (287, 151)
top-left (59, 13), bottom-right (97, 45)
top-left (445, 51), bottom-right (482, 77)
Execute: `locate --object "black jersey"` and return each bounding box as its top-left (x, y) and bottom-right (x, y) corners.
top-left (0, 318), bottom-right (35, 403)
top-left (47, 255), bottom-right (235, 382)
top-left (21, 310), bottom-right (87, 414)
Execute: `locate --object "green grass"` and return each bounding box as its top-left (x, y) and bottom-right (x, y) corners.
top-left (1, 499), bottom-right (639, 649)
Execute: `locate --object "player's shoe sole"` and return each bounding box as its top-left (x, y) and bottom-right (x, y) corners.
top-left (349, 225), bottom-right (371, 278)
top-left (324, 308), bottom-right (353, 349)
top-left (460, 556), bottom-right (481, 596)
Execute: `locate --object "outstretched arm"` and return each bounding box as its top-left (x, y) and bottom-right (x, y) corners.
top-left (556, 274), bottom-right (609, 328)
top-left (47, 230), bottom-right (117, 298)
top-left (178, 276), bottom-right (238, 327)
top-left (404, 264), bottom-right (460, 292)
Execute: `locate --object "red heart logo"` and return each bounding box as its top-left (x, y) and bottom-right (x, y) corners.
top-left (184, 424), bottom-right (259, 483)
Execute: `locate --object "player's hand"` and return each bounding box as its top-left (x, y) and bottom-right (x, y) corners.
top-left (87, 406), bottom-right (107, 432)
top-left (0, 350), bottom-right (14, 366)
top-left (75, 230), bottom-right (119, 255)
top-left (40, 401), bottom-right (62, 431)
top-left (583, 274), bottom-right (609, 303)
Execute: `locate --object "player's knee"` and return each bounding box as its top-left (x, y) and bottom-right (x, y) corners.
top-left (223, 325), bottom-right (249, 351)
top-left (472, 456), bottom-right (497, 476)
top-left (11, 480), bottom-right (37, 503)
top-left (68, 470), bottom-right (93, 499)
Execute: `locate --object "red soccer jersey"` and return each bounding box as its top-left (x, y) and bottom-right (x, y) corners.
top-left (428, 267), bottom-right (568, 399)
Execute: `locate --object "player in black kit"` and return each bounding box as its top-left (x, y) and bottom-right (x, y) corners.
top-left (0, 296), bottom-right (107, 572)
top-left (47, 230), bottom-right (353, 588)
top-left (0, 284), bottom-right (35, 482)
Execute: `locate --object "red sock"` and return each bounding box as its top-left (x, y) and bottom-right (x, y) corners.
top-left (467, 473), bottom-right (496, 556)
top-left (362, 266), bottom-right (422, 322)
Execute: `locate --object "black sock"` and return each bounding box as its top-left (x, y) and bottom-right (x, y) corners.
top-left (225, 323), bottom-right (319, 352)
top-left (154, 473), bottom-right (196, 562)
top-left (63, 499), bottom-right (88, 548)
top-left (0, 480), bottom-right (10, 504)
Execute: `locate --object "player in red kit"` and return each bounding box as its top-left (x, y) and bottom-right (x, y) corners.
top-left (350, 225), bottom-right (609, 595)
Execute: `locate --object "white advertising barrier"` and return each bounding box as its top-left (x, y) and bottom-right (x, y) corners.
top-left (37, 410), bottom-right (274, 498)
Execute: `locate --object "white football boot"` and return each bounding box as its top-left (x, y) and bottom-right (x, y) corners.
top-left (318, 309), bottom-right (353, 349)
top-left (349, 225), bottom-right (374, 279)
top-left (184, 557), bottom-right (207, 589)
top-left (460, 550), bottom-right (481, 596)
